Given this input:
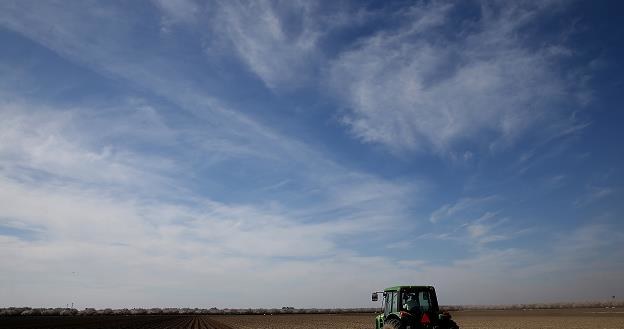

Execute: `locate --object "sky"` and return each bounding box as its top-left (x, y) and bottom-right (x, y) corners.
top-left (0, 0), bottom-right (623, 309)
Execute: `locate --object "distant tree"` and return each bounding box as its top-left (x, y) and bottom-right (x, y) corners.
top-left (60, 309), bottom-right (78, 316)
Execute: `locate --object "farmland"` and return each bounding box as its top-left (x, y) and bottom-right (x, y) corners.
top-left (214, 309), bottom-right (624, 329)
top-left (1, 309), bottom-right (623, 329)
top-left (0, 315), bottom-right (234, 329)
top-left (450, 308), bottom-right (624, 329)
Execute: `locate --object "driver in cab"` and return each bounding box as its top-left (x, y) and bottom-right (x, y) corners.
top-left (403, 294), bottom-right (419, 313)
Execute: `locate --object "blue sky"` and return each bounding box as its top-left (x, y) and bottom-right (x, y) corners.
top-left (0, 0), bottom-right (623, 309)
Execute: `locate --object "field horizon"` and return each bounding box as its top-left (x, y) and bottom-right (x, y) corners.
top-left (2, 301), bottom-right (623, 317)
top-left (2, 309), bottom-right (624, 329)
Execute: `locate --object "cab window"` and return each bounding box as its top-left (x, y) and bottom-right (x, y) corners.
top-left (390, 292), bottom-right (398, 313)
top-left (401, 289), bottom-right (434, 312)
top-left (384, 291), bottom-right (397, 315)
top-left (418, 291), bottom-right (431, 311)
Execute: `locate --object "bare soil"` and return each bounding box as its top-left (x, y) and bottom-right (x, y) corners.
top-left (212, 313), bottom-right (371, 329)
top-left (0, 315), bottom-right (234, 329)
top-left (452, 308), bottom-right (624, 329)
top-left (1, 308), bottom-right (623, 329)
top-left (214, 309), bottom-right (624, 329)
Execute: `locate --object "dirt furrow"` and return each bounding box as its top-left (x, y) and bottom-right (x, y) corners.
top-left (191, 316), bottom-right (201, 329)
top-left (199, 316), bottom-right (212, 329)
top-left (151, 316), bottom-right (191, 329)
top-left (201, 316), bottom-right (235, 329)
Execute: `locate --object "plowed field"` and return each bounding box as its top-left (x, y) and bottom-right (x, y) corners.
top-left (452, 309), bottom-right (624, 329)
top-left (1, 309), bottom-right (624, 329)
top-left (0, 315), bottom-right (234, 329)
top-left (212, 313), bottom-right (370, 329)
top-left (213, 309), bottom-right (624, 329)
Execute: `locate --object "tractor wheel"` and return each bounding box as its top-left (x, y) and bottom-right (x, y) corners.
top-left (382, 319), bottom-right (401, 329)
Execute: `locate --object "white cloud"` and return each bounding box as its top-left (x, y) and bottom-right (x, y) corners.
top-left (0, 139), bottom-right (407, 308)
top-left (0, 94), bottom-right (417, 307)
top-left (0, 108), bottom-right (620, 307)
top-left (329, 2), bottom-right (588, 154)
top-left (210, 0), bottom-right (322, 90)
top-left (0, 173), bottom-right (368, 259)
top-left (428, 199), bottom-right (519, 246)
top-left (0, 101), bottom-right (180, 194)
top-left (152, 0), bottom-right (200, 32)
top-left (0, 0), bottom-right (421, 237)
top-left (429, 196), bottom-right (496, 223)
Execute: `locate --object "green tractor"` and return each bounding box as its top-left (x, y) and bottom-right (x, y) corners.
top-left (372, 286), bottom-right (459, 329)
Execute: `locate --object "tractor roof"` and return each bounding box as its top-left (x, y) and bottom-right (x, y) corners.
top-left (383, 285), bottom-right (434, 292)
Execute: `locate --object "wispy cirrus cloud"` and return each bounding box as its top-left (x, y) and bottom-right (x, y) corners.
top-left (424, 197), bottom-right (526, 248)
top-left (392, 222), bottom-right (624, 305)
top-left (0, 96), bottom-right (417, 307)
top-left (0, 0), bottom-right (420, 304)
top-left (0, 101), bottom-right (178, 192)
top-left (429, 196), bottom-right (497, 223)
top-left (207, 0), bottom-right (366, 91)
top-left (152, 0), bottom-right (201, 32)
top-left (329, 1), bottom-right (590, 154)
top-left (209, 0), bottom-right (323, 90)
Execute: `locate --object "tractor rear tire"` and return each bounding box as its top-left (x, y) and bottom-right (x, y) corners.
top-left (383, 319), bottom-right (401, 329)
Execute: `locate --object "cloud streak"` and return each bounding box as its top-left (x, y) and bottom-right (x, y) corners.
top-left (329, 1), bottom-right (589, 154)
top-left (210, 0), bottom-right (322, 90)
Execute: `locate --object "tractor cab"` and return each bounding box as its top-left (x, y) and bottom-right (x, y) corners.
top-left (372, 286), bottom-right (458, 329)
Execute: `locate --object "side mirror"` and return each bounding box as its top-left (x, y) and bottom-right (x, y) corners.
top-left (372, 293), bottom-right (378, 302)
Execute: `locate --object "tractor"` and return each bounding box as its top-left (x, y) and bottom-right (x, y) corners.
top-left (371, 286), bottom-right (459, 329)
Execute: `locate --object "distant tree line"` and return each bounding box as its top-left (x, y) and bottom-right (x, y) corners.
top-left (0, 307), bottom-right (379, 316)
top-left (441, 300), bottom-right (624, 311)
top-left (1, 300), bottom-right (622, 316)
